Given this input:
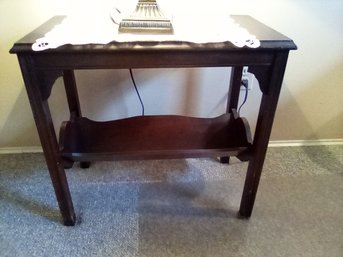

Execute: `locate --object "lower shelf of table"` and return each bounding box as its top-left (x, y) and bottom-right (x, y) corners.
top-left (59, 113), bottom-right (252, 163)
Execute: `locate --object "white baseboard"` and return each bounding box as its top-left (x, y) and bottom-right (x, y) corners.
top-left (0, 139), bottom-right (342, 154)
top-left (268, 139), bottom-right (343, 147)
top-left (0, 146), bottom-right (43, 154)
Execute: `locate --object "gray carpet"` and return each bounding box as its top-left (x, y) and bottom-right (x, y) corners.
top-left (0, 145), bottom-right (342, 257)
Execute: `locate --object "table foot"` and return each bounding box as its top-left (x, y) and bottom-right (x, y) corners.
top-left (80, 162), bottom-right (91, 169)
top-left (62, 213), bottom-right (76, 226)
top-left (219, 156), bottom-right (230, 164)
top-left (62, 159), bottom-right (74, 169)
top-left (237, 208), bottom-right (252, 219)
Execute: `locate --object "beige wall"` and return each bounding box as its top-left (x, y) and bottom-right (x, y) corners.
top-left (0, 0), bottom-right (342, 148)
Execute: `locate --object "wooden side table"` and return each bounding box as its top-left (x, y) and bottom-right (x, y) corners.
top-left (10, 15), bottom-right (296, 226)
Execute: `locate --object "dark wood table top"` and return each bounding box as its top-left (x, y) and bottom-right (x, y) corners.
top-left (10, 15), bottom-right (297, 54)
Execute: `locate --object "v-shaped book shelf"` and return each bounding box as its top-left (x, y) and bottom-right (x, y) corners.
top-left (59, 113), bottom-right (252, 164)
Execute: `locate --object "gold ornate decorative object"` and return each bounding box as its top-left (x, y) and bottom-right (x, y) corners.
top-left (119, 0), bottom-right (173, 33)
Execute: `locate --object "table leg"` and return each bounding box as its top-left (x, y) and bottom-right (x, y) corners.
top-left (226, 66), bottom-right (244, 113)
top-left (239, 52), bottom-right (289, 217)
top-left (63, 70), bottom-right (82, 120)
top-left (220, 66), bottom-right (243, 164)
top-left (62, 70), bottom-right (90, 169)
top-left (19, 56), bottom-right (76, 226)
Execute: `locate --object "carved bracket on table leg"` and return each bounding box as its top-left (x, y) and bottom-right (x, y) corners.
top-left (248, 66), bottom-right (272, 94)
top-left (36, 70), bottom-right (63, 100)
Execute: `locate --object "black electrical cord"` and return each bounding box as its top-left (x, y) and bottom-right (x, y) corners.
top-left (129, 69), bottom-right (145, 116)
top-left (238, 79), bottom-right (249, 116)
top-left (130, 70), bottom-right (247, 117)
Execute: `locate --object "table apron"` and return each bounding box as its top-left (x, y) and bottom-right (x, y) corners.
top-left (27, 50), bottom-right (278, 70)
